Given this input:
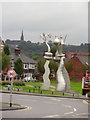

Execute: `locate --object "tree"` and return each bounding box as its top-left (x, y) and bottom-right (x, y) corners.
top-left (2, 51), bottom-right (10, 71)
top-left (37, 58), bottom-right (58, 79)
top-left (37, 58), bottom-right (46, 75)
top-left (51, 47), bottom-right (57, 57)
top-left (49, 60), bottom-right (58, 78)
top-left (65, 59), bottom-right (73, 73)
top-left (4, 44), bottom-right (10, 55)
top-left (32, 55), bottom-right (40, 61)
top-left (14, 58), bottom-right (24, 78)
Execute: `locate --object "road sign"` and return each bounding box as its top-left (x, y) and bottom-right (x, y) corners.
top-left (7, 70), bottom-right (16, 78)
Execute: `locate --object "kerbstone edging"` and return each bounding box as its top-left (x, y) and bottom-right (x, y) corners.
top-left (0, 104), bottom-right (27, 111)
top-left (0, 90), bottom-right (90, 100)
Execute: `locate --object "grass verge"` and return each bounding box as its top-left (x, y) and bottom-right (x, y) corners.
top-left (0, 80), bottom-right (82, 95)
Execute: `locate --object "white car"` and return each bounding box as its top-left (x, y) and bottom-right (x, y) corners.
top-left (22, 77), bottom-right (36, 82)
top-left (22, 77), bottom-right (33, 82)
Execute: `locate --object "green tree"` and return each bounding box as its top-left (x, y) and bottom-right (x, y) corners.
top-left (4, 44), bottom-right (10, 55)
top-left (37, 58), bottom-right (58, 79)
top-left (2, 52), bottom-right (10, 71)
top-left (37, 58), bottom-right (46, 75)
top-left (49, 60), bottom-right (58, 77)
top-left (32, 55), bottom-right (40, 61)
top-left (14, 58), bottom-right (24, 78)
top-left (51, 47), bottom-right (57, 57)
top-left (65, 59), bottom-right (73, 73)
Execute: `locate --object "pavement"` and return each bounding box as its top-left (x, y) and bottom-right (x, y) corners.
top-left (0, 92), bottom-right (90, 119)
top-left (0, 103), bottom-right (27, 111)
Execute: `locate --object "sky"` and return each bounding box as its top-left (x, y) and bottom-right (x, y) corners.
top-left (0, 2), bottom-right (88, 45)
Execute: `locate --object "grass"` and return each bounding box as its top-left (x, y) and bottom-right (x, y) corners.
top-left (25, 82), bottom-right (42, 87)
top-left (70, 81), bottom-right (82, 94)
top-left (0, 80), bottom-right (82, 95)
top-left (0, 85), bottom-right (2, 89)
top-left (0, 102), bottom-right (20, 106)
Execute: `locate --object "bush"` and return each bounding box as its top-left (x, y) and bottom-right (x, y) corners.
top-left (13, 80), bottom-right (25, 86)
top-left (39, 78), bottom-right (43, 82)
top-left (0, 80), bottom-right (25, 86)
top-left (1, 81), bottom-right (11, 86)
top-left (32, 73), bottom-right (40, 80)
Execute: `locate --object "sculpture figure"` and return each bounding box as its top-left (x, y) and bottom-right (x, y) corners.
top-left (54, 35), bottom-right (70, 92)
top-left (41, 33), bottom-right (70, 92)
top-left (56, 55), bottom-right (66, 91)
top-left (40, 33), bottom-right (52, 90)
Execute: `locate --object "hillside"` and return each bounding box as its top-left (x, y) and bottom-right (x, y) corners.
top-left (5, 39), bottom-right (89, 60)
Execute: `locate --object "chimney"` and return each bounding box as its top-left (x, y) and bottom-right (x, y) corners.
top-left (15, 45), bottom-right (20, 55)
top-left (65, 53), bottom-right (67, 58)
top-left (73, 53), bottom-right (77, 58)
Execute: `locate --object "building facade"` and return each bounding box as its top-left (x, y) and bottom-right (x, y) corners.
top-left (0, 37), bottom-right (4, 52)
top-left (10, 45), bottom-right (37, 79)
top-left (65, 52), bottom-right (90, 81)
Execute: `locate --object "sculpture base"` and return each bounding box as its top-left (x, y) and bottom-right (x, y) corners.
top-left (56, 83), bottom-right (65, 92)
top-left (42, 60), bottom-right (50, 90)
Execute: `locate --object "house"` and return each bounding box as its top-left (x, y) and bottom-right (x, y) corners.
top-left (67, 52), bottom-right (89, 59)
top-left (0, 37), bottom-right (4, 52)
top-left (65, 52), bottom-right (90, 81)
top-left (10, 45), bottom-right (37, 79)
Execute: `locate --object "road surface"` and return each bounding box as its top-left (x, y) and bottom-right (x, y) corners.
top-left (0, 93), bottom-right (89, 118)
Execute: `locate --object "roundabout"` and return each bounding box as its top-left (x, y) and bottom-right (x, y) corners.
top-left (1, 92), bottom-right (89, 118)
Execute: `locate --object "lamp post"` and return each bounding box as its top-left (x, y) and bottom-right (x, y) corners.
top-left (10, 59), bottom-right (14, 107)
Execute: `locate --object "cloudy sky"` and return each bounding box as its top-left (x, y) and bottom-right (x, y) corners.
top-left (1, 2), bottom-right (88, 45)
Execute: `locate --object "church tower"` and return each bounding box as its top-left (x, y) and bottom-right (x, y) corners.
top-left (21, 30), bottom-right (24, 41)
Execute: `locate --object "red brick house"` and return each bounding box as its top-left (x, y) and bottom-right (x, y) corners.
top-left (65, 52), bottom-right (90, 81)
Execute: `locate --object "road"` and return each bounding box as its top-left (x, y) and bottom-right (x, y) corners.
top-left (0, 93), bottom-right (89, 118)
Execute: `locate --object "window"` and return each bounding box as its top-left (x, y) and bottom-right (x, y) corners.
top-left (29, 64), bottom-right (35, 69)
top-left (25, 64), bottom-right (27, 68)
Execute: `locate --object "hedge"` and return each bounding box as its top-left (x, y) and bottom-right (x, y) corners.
top-left (0, 80), bottom-right (25, 86)
top-left (13, 80), bottom-right (25, 86)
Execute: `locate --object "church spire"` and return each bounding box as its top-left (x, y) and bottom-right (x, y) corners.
top-left (21, 30), bottom-right (24, 41)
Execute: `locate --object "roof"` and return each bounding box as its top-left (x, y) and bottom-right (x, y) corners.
top-left (10, 53), bottom-right (37, 64)
top-left (64, 57), bottom-right (69, 63)
top-left (67, 52), bottom-right (89, 59)
top-left (77, 55), bottom-right (90, 66)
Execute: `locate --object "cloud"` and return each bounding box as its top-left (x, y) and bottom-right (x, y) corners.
top-left (2, 2), bottom-right (88, 45)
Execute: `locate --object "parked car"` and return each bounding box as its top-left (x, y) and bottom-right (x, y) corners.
top-left (22, 77), bottom-right (37, 82)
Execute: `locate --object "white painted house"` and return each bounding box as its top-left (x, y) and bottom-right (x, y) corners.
top-left (10, 45), bottom-right (37, 79)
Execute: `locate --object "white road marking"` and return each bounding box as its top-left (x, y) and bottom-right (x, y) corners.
top-left (63, 104), bottom-right (72, 108)
top-left (63, 104), bottom-right (77, 112)
top-left (75, 113), bottom-right (90, 116)
top-left (51, 98), bottom-right (61, 102)
top-left (43, 101), bottom-right (57, 104)
top-left (74, 108), bottom-right (77, 112)
top-left (83, 100), bottom-right (88, 105)
top-left (43, 114), bottom-right (59, 118)
top-left (64, 112), bottom-right (74, 115)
